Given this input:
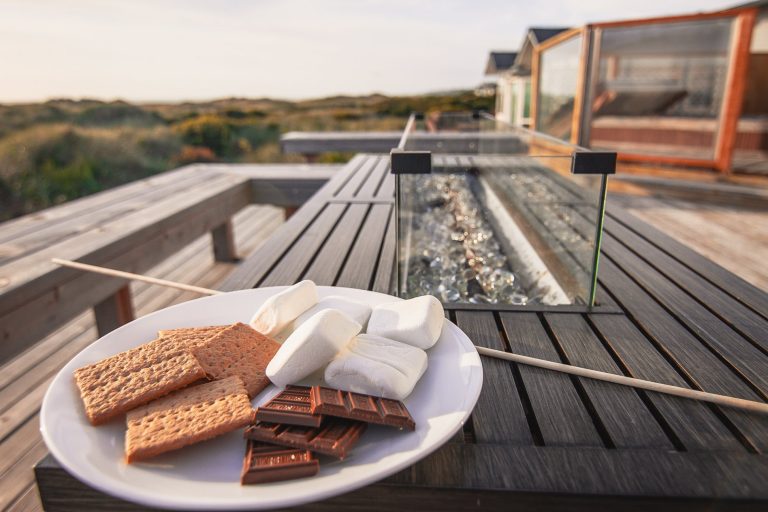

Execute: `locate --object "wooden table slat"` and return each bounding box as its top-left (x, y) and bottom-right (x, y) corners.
top-left (260, 203), bottom-right (348, 287)
top-left (411, 444), bottom-right (768, 499)
top-left (544, 313), bottom-right (674, 449)
top-left (335, 155), bottom-right (381, 198)
top-left (606, 204), bottom-right (768, 318)
top-left (375, 171), bottom-right (395, 199)
top-left (218, 201), bottom-right (327, 291)
top-left (598, 256), bottom-right (768, 452)
top-left (499, 312), bottom-right (604, 447)
top-left (589, 314), bottom-right (744, 451)
top-left (336, 204), bottom-right (392, 290)
top-left (303, 204), bottom-right (370, 285)
top-left (601, 235), bottom-right (768, 393)
top-left (372, 208), bottom-right (397, 295)
top-left (453, 311), bottom-right (534, 445)
top-left (357, 157), bottom-right (390, 198)
top-left (603, 216), bottom-right (768, 352)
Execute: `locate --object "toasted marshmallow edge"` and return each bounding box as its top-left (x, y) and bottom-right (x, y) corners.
top-left (266, 309), bottom-right (361, 388)
top-left (366, 295), bottom-right (444, 349)
top-left (249, 280), bottom-right (319, 337)
top-left (324, 333), bottom-right (428, 400)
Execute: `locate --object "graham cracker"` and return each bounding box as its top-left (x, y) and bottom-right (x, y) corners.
top-left (191, 322), bottom-right (280, 398)
top-left (158, 325), bottom-right (228, 343)
top-left (125, 376), bottom-right (253, 463)
top-left (74, 337), bottom-right (207, 426)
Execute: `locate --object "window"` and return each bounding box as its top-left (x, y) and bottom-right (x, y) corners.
top-left (588, 18), bottom-right (734, 159)
top-left (536, 35), bottom-right (582, 141)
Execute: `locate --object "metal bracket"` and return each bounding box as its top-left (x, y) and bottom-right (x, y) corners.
top-left (571, 152), bottom-right (617, 175)
top-left (390, 150), bottom-right (432, 174)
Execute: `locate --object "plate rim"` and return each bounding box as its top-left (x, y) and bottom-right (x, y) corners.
top-left (40, 286), bottom-right (483, 510)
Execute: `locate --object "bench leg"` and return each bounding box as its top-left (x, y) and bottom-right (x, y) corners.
top-left (211, 220), bottom-right (238, 262)
top-left (94, 285), bottom-right (135, 336)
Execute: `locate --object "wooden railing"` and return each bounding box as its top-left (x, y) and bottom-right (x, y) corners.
top-left (0, 163), bottom-right (338, 363)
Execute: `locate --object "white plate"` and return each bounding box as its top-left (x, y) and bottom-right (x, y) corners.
top-left (40, 286), bottom-right (483, 510)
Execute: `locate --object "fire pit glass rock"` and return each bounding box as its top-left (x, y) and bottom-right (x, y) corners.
top-left (402, 174), bottom-right (548, 305)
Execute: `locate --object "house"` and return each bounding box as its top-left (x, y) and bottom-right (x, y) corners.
top-left (485, 29), bottom-right (568, 127)
top-left (528, 1), bottom-right (768, 173)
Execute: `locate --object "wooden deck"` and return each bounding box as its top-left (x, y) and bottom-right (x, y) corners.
top-left (0, 153), bottom-right (764, 510)
top-left (30, 153), bottom-right (768, 510)
top-left (612, 193), bottom-right (768, 292)
top-left (0, 203), bottom-right (285, 512)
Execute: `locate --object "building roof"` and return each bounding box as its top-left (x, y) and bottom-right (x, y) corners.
top-left (530, 28), bottom-right (570, 45)
top-left (510, 27), bottom-right (570, 75)
top-left (484, 52), bottom-right (518, 75)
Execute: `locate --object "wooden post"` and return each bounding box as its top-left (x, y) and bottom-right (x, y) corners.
top-left (93, 284), bottom-right (135, 336)
top-left (715, 9), bottom-right (757, 174)
top-left (211, 219), bottom-right (238, 262)
top-left (530, 46), bottom-right (540, 132)
top-left (284, 207), bottom-right (299, 219)
top-left (571, 26), bottom-right (590, 146)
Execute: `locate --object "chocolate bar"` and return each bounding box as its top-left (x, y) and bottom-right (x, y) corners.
top-left (310, 386), bottom-right (416, 431)
top-left (244, 418), bottom-right (366, 459)
top-left (241, 440), bottom-right (319, 484)
top-left (255, 386), bottom-right (323, 427)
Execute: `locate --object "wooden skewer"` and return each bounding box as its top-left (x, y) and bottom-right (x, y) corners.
top-left (51, 258), bottom-right (224, 296)
top-left (476, 346), bottom-right (768, 415)
top-left (51, 258), bottom-right (768, 415)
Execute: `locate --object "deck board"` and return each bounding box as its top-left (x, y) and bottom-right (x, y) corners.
top-left (0, 203), bottom-right (284, 512)
top-left (603, 217), bottom-right (767, 347)
top-left (601, 235), bottom-right (768, 392)
top-left (598, 256), bottom-right (768, 452)
top-left (589, 314), bottom-right (743, 451)
top-left (607, 203), bottom-right (768, 314)
top-left (303, 204), bottom-right (370, 285)
top-left (545, 314), bottom-right (673, 449)
top-left (499, 313), bottom-right (603, 447)
top-left (454, 310), bottom-right (534, 445)
top-left (336, 204), bottom-right (392, 289)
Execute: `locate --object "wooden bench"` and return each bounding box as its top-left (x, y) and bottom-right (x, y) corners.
top-left (0, 202), bottom-right (287, 512)
top-left (0, 163), bottom-right (338, 363)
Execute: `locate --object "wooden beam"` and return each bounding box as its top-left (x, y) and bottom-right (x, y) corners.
top-left (535, 27), bottom-right (582, 53)
top-left (530, 46), bottom-right (540, 132)
top-left (211, 220), bottom-right (238, 262)
top-left (592, 8), bottom-right (752, 30)
top-left (93, 284), bottom-right (134, 336)
top-left (616, 152), bottom-right (718, 170)
top-left (571, 27), bottom-right (590, 146)
top-left (715, 9), bottom-right (757, 174)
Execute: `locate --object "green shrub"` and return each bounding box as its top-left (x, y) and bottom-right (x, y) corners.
top-left (174, 115), bottom-right (233, 155)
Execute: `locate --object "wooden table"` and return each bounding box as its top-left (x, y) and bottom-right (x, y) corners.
top-left (35, 154), bottom-right (768, 510)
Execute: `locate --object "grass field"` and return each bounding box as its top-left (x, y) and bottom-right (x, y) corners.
top-left (0, 92), bottom-right (492, 220)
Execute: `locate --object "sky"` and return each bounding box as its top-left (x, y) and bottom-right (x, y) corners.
top-left (0, 0), bottom-right (738, 103)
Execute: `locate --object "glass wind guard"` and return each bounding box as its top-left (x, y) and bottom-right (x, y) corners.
top-left (397, 113), bottom-right (609, 307)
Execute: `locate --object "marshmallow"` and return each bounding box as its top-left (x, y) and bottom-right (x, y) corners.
top-left (324, 334), bottom-right (428, 400)
top-left (250, 280), bottom-right (318, 337)
top-left (292, 295), bottom-right (372, 332)
top-left (366, 295), bottom-right (444, 349)
top-left (266, 309), bottom-right (361, 387)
